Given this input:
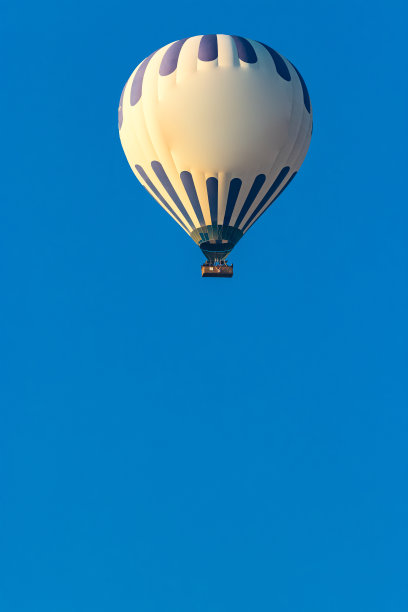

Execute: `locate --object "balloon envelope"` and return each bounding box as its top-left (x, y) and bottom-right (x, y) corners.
top-left (119, 34), bottom-right (312, 261)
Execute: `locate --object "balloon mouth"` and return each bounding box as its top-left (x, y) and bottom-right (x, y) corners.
top-left (189, 225), bottom-right (243, 263)
top-left (199, 241), bottom-right (235, 262)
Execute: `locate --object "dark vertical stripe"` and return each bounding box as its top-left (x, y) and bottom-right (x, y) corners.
top-left (159, 38), bottom-right (189, 76)
top-left (206, 177), bottom-right (218, 226)
top-left (234, 174), bottom-right (266, 228)
top-left (273, 171), bottom-right (297, 201)
top-left (241, 167), bottom-right (291, 230)
top-left (151, 161), bottom-right (195, 229)
top-left (180, 171), bottom-right (205, 226)
top-left (135, 165), bottom-right (189, 231)
top-left (198, 34), bottom-right (218, 61)
top-left (259, 43), bottom-right (291, 81)
top-left (118, 82), bottom-right (126, 129)
top-left (231, 36), bottom-right (257, 63)
top-left (290, 62), bottom-right (311, 113)
top-left (130, 52), bottom-right (156, 106)
top-left (244, 172), bottom-right (297, 232)
top-left (223, 178), bottom-right (242, 226)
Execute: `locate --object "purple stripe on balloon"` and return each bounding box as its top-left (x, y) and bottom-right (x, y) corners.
top-left (231, 36), bottom-right (257, 64)
top-left (180, 172), bottom-right (206, 226)
top-left (206, 177), bottom-right (218, 225)
top-left (258, 43), bottom-right (291, 81)
top-left (151, 161), bottom-right (195, 229)
top-left (198, 34), bottom-right (218, 61)
top-left (223, 178), bottom-right (242, 226)
top-left (234, 174), bottom-right (266, 228)
top-left (118, 82), bottom-right (126, 130)
top-left (244, 171), bottom-right (297, 232)
top-left (289, 62), bottom-right (311, 113)
top-left (159, 38), bottom-right (189, 76)
top-left (130, 52), bottom-right (156, 106)
top-left (272, 171), bottom-right (296, 202)
top-left (241, 167), bottom-right (291, 230)
top-left (135, 165), bottom-right (189, 232)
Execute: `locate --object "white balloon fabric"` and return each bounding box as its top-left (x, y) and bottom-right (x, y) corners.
top-left (118, 34), bottom-right (312, 262)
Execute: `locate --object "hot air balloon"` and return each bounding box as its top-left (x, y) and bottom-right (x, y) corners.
top-left (118, 34), bottom-right (312, 277)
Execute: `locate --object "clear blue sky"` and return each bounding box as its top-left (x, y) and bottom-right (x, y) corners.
top-left (1, 1), bottom-right (407, 610)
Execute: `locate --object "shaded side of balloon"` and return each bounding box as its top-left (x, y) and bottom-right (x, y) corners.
top-left (289, 61), bottom-right (311, 113)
